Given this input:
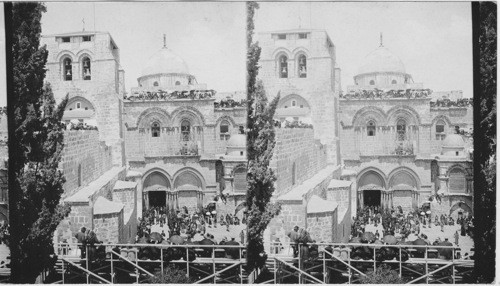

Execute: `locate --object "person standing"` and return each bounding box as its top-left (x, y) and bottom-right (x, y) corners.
top-left (454, 230), bottom-right (460, 246)
top-left (75, 227), bottom-right (87, 259)
top-left (287, 226), bottom-right (300, 258)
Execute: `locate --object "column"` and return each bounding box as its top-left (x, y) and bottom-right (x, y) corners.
top-left (357, 191), bottom-right (362, 210)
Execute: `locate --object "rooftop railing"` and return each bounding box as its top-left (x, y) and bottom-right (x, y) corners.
top-left (340, 89), bottom-right (432, 100)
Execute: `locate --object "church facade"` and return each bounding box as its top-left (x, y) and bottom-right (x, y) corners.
top-left (258, 29), bottom-right (473, 246)
top-left (41, 31), bottom-right (246, 244)
top-left (339, 39), bottom-right (473, 216)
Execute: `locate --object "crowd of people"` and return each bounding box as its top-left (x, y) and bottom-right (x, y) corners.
top-left (213, 98), bottom-right (246, 109)
top-left (123, 89), bottom-right (216, 101)
top-left (430, 98), bottom-right (472, 108)
top-left (63, 121), bottom-right (98, 131)
top-left (350, 206), bottom-right (474, 260)
top-left (137, 206), bottom-right (246, 245)
top-left (340, 88), bottom-right (432, 100)
top-left (0, 223), bottom-right (9, 246)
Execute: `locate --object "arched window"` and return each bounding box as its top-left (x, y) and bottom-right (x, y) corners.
top-left (75, 102), bottom-right (81, 109)
top-left (153, 81), bottom-right (159, 87)
top-left (220, 120), bottom-right (230, 140)
top-left (396, 119), bottom-right (406, 141)
top-left (367, 121), bottom-right (376, 136)
top-left (82, 57), bottom-right (91, 80)
top-left (291, 100), bottom-right (296, 107)
top-left (449, 168), bottom-right (466, 193)
top-left (435, 120), bottom-right (446, 140)
top-left (151, 122), bottom-right (161, 137)
top-left (63, 58), bottom-right (72, 81)
top-left (369, 80), bottom-right (375, 85)
top-left (181, 120), bottom-right (191, 141)
top-left (279, 55), bottom-right (288, 78)
top-left (298, 54), bottom-right (307, 78)
top-left (391, 79), bottom-right (397, 84)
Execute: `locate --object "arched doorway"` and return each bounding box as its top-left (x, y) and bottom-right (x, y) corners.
top-left (173, 170), bottom-right (204, 213)
top-left (143, 171), bottom-right (171, 210)
top-left (449, 201), bottom-right (472, 218)
top-left (357, 170), bottom-right (386, 209)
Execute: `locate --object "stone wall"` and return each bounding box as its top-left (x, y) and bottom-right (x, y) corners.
top-left (93, 210), bottom-right (123, 244)
top-left (267, 201), bottom-right (305, 240)
top-left (61, 130), bottom-right (113, 198)
top-left (271, 128), bottom-right (328, 197)
top-left (306, 211), bottom-right (335, 243)
top-left (66, 202), bottom-right (93, 235)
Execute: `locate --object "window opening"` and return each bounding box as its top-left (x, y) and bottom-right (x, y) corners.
top-left (369, 80), bottom-right (375, 85)
top-left (152, 122), bottom-right (161, 137)
top-left (82, 36), bottom-right (92, 42)
top-left (396, 119), bottom-right (406, 140)
top-left (279, 55), bottom-right (288, 78)
top-left (277, 34), bottom-right (286, 40)
top-left (76, 102), bottom-right (81, 109)
top-left (220, 121), bottom-right (230, 140)
top-left (367, 121), bottom-right (376, 136)
top-left (181, 120), bottom-right (191, 141)
top-left (82, 57), bottom-right (91, 80)
top-left (298, 33), bottom-right (308, 39)
top-left (64, 58), bottom-right (72, 81)
top-left (298, 55), bottom-right (307, 78)
top-left (62, 37), bottom-right (70, 43)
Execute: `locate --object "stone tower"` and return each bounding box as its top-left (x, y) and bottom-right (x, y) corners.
top-left (41, 31), bottom-right (125, 166)
top-left (258, 29), bottom-right (341, 165)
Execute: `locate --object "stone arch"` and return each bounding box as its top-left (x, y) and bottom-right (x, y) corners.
top-left (352, 106), bottom-right (387, 127)
top-left (388, 167), bottom-right (421, 189)
top-left (291, 47), bottom-right (310, 58)
top-left (215, 115), bottom-right (236, 128)
top-left (431, 115), bottom-right (453, 126)
top-left (142, 168), bottom-right (172, 190)
top-left (67, 96), bottom-right (96, 111)
top-left (235, 201), bottom-right (247, 216)
top-left (272, 47), bottom-right (292, 60)
top-left (447, 164), bottom-right (471, 176)
top-left (171, 106), bottom-right (205, 126)
top-left (386, 105), bottom-right (421, 126)
top-left (173, 167), bottom-right (206, 190)
top-left (56, 50), bottom-right (76, 62)
top-left (449, 200), bottom-right (472, 216)
top-left (76, 49), bottom-right (95, 62)
top-left (278, 94), bottom-right (311, 109)
top-left (136, 107), bottom-right (171, 129)
top-left (357, 167), bottom-right (386, 189)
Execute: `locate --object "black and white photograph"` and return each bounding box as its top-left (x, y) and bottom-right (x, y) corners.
top-left (0, 0), bottom-right (497, 284)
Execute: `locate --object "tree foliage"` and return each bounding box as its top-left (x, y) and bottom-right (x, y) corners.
top-left (147, 266), bottom-right (193, 284)
top-left (359, 265), bottom-right (407, 284)
top-left (473, 2), bottom-right (496, 283)
top-left (9, 3), bottom-right (70, 283)
top-left (246, 1), bottom-right (281, 271)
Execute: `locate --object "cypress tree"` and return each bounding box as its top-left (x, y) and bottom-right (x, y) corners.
top-left (246, 2), bottom-right (281, 271)
top-left (8, 3), bottom-right (70, 283)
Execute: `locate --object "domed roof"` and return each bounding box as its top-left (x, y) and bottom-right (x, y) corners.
top-left (442, 134), bottom-right (465, 148)
top-left (227, 134), bottom-right (246, 148)
top-left (358, 46), bottom-right (406, 75)
top-left (140, 47), bottom-right (189, 78)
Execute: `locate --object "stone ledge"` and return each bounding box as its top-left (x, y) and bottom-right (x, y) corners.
top-left (278, 165), bottom-right (339, 201)
top-left (64, 166), bottom-right (125, 203)
top-left (306, 195), bottom-right (337, 214)
top-left (93, 196), bottom-right (124, 215)
top-left (113, 180), bottom-right (137, 190)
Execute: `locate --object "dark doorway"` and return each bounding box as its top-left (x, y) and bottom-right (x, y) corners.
top-left (148, 191), bottom-right (166, 208)
top-left (363, 190), bottom-right (381, 207)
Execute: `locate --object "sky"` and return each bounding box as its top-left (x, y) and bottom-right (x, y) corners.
top-left (255, 2), bottom-right (473, 97)
top-left (41, 2), bottom-right (247, 94)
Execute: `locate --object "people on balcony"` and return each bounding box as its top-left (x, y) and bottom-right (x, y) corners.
top-left (340, 88), bottom-right (432, 100)
top-left (430, 98), bottom-right (472, 108)
top-left (123, 89), bottom-right (216, 101)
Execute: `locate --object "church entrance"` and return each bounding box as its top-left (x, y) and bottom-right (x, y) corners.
top-left (148, 191), bottom-right (166, 208)
top-left (363, 190), bottom-right (381, 207)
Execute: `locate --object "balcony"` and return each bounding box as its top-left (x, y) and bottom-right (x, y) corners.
top-left (124, 88), bottom-right (216, 102)
top-left (340, 88), bottom-right (432, 100)
top-left (178, 141), bottom-right (199, 156)
top-left (393, 140), bottom-right (414, 156)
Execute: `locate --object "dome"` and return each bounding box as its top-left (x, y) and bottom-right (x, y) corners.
top-left (442, 134), bottom-right (465, 148)
top-left (140, 47), bottom-right (189, 78)
top-left (227, 134), bottom-right (246, 148)
top-left (358, 46), bottom-right (406, 75)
